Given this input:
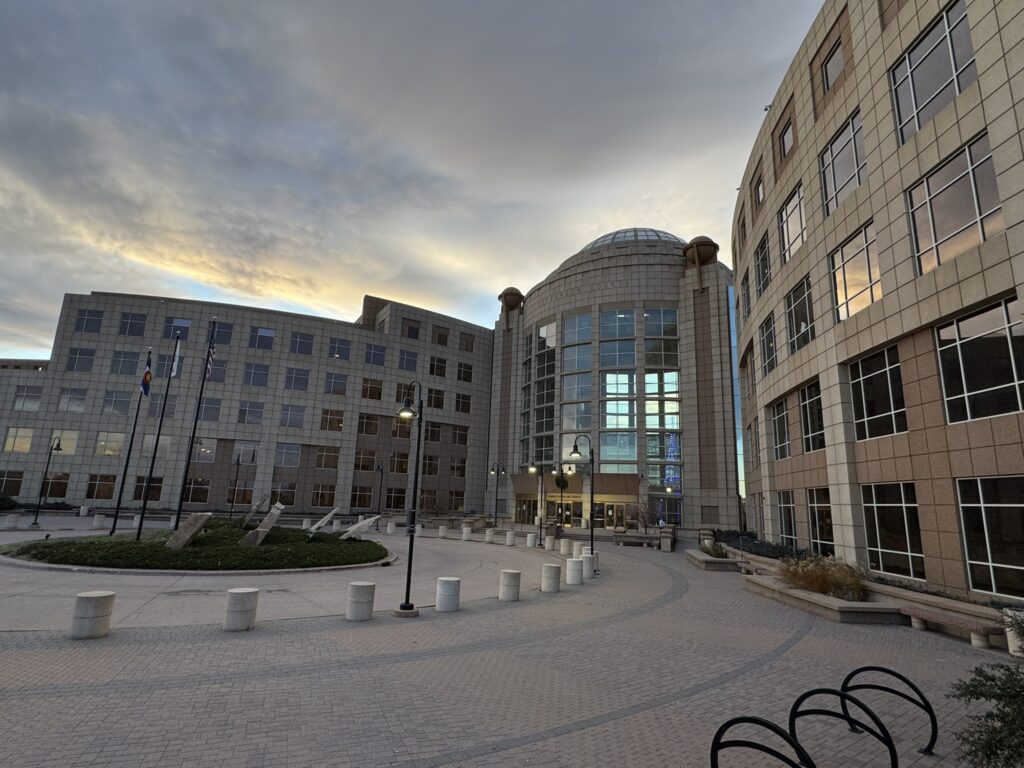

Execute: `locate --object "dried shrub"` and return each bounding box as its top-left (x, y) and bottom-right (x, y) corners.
top-left (777, 556), bottom-right (866, 601)
top-left (700, 541), bottom-right (728, 559)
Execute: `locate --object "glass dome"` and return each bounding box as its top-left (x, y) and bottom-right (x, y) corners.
top-left (585, 228), bottom-right (685, 250)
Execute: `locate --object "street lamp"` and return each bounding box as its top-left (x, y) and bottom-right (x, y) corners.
top-left (527, 456), bottom-right (548, 545)
top-left (375, 462), bottom-right (385, 530)
top-left (569, 434), bottom-right (596, 559)
top-left (489, 463), bottom-right (505, 528)
top-left (396, 380), bottom-right (424, 615)
top-left (32, 435), bottom-right (63, 527)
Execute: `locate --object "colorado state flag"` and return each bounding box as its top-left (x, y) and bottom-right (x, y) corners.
top-left (140, 351), bottom-right (152, 396)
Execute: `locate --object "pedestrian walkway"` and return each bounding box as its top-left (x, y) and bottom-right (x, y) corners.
top-left (0, 522), bottom-right (996, 767)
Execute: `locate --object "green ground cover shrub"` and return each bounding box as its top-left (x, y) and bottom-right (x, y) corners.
top-left (8, 518), bottom-right (387, 570)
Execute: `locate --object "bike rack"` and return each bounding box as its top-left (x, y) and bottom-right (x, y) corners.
top-left (708, 666), bottom-right (936, 767)
top-left (839, 665), bottom-right (938, 755)
top-left (709, 716), bottom-right (816, 768)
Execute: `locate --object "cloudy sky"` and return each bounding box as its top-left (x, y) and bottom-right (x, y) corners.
top-left (0, 0), bottom-right (821, 358)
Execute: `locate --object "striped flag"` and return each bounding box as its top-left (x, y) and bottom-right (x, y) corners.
top-left (205, 339), bottom-right (216, 379)
top-left (140, 351), bottom-right (153, 396)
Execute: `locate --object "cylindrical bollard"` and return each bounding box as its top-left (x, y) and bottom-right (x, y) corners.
top-left (71, 591), bottom-right (116, 639)
top-left (301, 518), bottom-right (311, 529)
top-left (526, 533), bottom-right (537, 548)
top-left (346, 581), bottom-right (376, 621)
top-left (566, 558), bottom-right (583, 586)
top-left (438, 525), bottom-right (448, 539)
top-left (132, 514), bottom-right (142, 530)
top-left (572, 542), bottom-right (584, 558)
top-left (79, 505), bottom-right (89, 517)
top-left (387, 522), bottom-right (396, 534)
top-left (582, 553), bottom-right (595, 579)
top-left (358, 515), bottom-right (365, 522)
top-left (4, 513), bottom-right (20, 530)
top-left (224, 588), bottom-right (259, 632)
top-left (92, 514), bottom-right (105, 530)
top-left (331, 519), bottom-right (342, 532)
top-left (415, 524), bottom-right (423, 536)
top-left (583, 546), bottom-right (592, 555)
top-left (498, 569), bottom-right (521, 602)
top-left (485, 528), bottom-right (495, 544)
top-left (505, 531), bottom-right (515, 546)
top-left (542, 563), bottom-right (561, 593)
top-left (559, 539), bottom-right (571, 556)
top-left (168, 517), bottom-right (176, 530)
top-left (462, 526), bottom-right (472, 541)
top-left (544, 535), bottom-right (555, 551)
top-left (436, 577), bottom-right (461, 612)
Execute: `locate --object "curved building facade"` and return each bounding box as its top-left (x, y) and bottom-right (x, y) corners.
top-left (490, 229), bottom-right (740, 531)
top-left (734, 0), bottom-right (1024, 599)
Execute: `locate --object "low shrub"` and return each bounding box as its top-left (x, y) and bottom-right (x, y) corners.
top-left (713, 529), bottom-right (806, 559)
top-left (777, 556), bottom-right (866, 601)
top-left (0, 495), bottom-right (19, 511)
top-left (700, 541), bottom-right (729, 559)
top-left (950, 642), bottom-right (1024, 768)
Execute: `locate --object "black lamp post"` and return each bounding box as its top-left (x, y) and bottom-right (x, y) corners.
top-left (32, 435), bottom-right (63, 527)
top-left (228, 448), bottom-right (256, 519)
top-left (396, 380), bottom-right (424, 615)
top-left (569, 434), bottom-right (595, 559)
top-left (489, 463), bottom-right (505, 528)
top-left (375, 462), bottom-right (385, 530)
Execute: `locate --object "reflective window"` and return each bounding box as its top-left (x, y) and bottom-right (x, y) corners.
top-left (599, 432), bottom-right (637, 461)
top-left (831, 222), bottom-right (881, 322)
top-left (290, 332), bottom-right (314, 355)
top-left (600, 400), bottom-right (636, 429)
top-left (311, 485), bottom-right (336, 508)
top-left (455, 393), bottom-right (471, 413)
top-left (398, 349), bottom-right (418, 372)
top-left (87, 474), bottom-right (116, 500)
top-left (249, 326), bottom-right (275, 350)
top-left (936, 298), bottom-right (1024, 422)
top-left (643, 308), bottom-right (678, 337)
top-left (644, 399), bottom-right (680, 430)
top-left (198, 397), bottom-right (221, 422)
top-left (324, 372), bottom-right (347, 396)
top-left (147, 393), bottom-right (176, 418)
top-left (958, 476), bottom-right (1024, 597)
top-left (562, 402), bottom-right (592, 430)
top-left (279, 404), bottom-right (305, 428)
top-left (119, 312), bottom-right (146, 336)
top-left (563, 314), bottom-right (592, 344)
top-left (808, 487), bottom-right (834, 556)
top-left (275, 442), bottom-right (301, 467)
top-left (863, 483), bottom-right (925, 579)
top-left (771, 398), bottom-right (790, 460)
top-left (599, 310), bottom-right (635, 339)
top-left (909, 134), bottom-right (1003, 275)
top-left (800, 380), bottom-right (825, 452)
top-left (66, 348), bottom-right (94, 372)
top-left (645, 432), bottom-right (681, 461)
top-left (429, 356), bottom-right (447, 377)
top-left (3, 427), bottom-right (32, 453)
top-left (754, 235), bottom-right (771, 297)
top-left (759, 313), bottom-right (777, 376)
top-left (237, 400), bottom-right (264, 425)
top-left (164, 317), bottom-right (191, 340)
top-left (284, 367), bottom-right (309, 391)
top-left (328, 337), bottom-right (351, 360)
top-left (785, 276), bottom-right (815, 353)
top-left (59, 387), bottom-right (88, 413)
top-left (779, 120), bottom-right (795, 159)
top-left (644, 371), bottom-right (680, 397)
top-left (95, 432), bottom-right (124, 457)
top-left (820, 112), bottom-right (866, 215)
top-left (892, 0), bottom-right (976, 143)
top-left (823, 41), bottom-right (844, 91)
top-left (599, 340), bottom-right (635, 368)
top-left (644, 339), bottom-right (678, 368)
top-left (778, 185), bottom-right (805, 265)
top-left (562, 373), bottom-right (592, 401)
top-left (365, 343), bottom-right (385, 366)
top-left (536, 323), bottom-right (556, 351)
top-left (850, 346), bottom-right (907, 439)
top-left (778, 491), bottom-right (797, 549)
top-left (357, 413), bottom-right (380, 436)
top-left (600, 371), bottom-right (636, 398)
top-left (320, 409), bottom-right (344, 431)
top-left (270, 482), bottom-right (296, 507)
top-left (562, 344), bottom-right (592, 373)
top-left (457, 362), bottom-right (473, 383)
top-left (101, 390), bottom-right (130, 416)
top-left (211, 322), bottom-right (233, 346)
top-left (741, 272), bottom-right (751, 321)
top-left (110, 351), bottom-right (139, 376)
top-left (243, 362), bottom-right (269, 387)
top-left (74, 309), bottom-right (103, 333)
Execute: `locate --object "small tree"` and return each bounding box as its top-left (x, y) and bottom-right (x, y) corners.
top-left (635, 500), bottom-right (655, 533)
top-left (950, 612), bottom-right (1024, 768)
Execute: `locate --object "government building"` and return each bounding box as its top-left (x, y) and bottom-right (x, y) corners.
top-left (734, 0), bottom-right (1024, 599)
top-left (0, 230), bottom-right (741, 534)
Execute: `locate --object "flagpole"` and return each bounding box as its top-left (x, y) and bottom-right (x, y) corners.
top-left (137, 332), bottom-right (180, 541)
top-left (174, 318), bottom-right (216, 530)
top-left (109, 348), bottom-right (150, 536)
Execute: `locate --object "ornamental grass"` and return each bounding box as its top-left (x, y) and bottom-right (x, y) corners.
top-left (777, 556), bottom-right (867, 601)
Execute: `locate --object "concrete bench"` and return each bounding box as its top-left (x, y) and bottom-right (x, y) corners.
top-left (900, 606), bottom-right (1005, 649)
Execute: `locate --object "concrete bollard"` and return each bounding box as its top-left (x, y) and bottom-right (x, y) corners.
top-left (526, 533), bottom-right (537, 548)
top-left (415, 524), bottom-right (423, 536)
top-left (132, 514), bottom-right (144, 531)
top-left (485, 528), bottom-right (495, 544)
top-left (436, 577), bottom-right (461, 612)
top-left (92, 514), bottom-right (106, 530)
top-left (566, 558), bottom-right (583, 586)
top-left (331, 519), bottom-right (342, 532)
top-left (498, 569), bottom-right (521, 602)
top-left (462, 526), bottom-right (472, 541)
top-left (302, 518), bottom-right (312, 530)
top-left (582, 553), bottom-right (595, 579)
top-left (542, 563), bottom-right (561, 593)
top-left (544, 535), bottom-right (555, 551)
top-left (572, 542), bottom-right (584, 558)
top-left (168, 517), bottom-right (176, 530)
top-left (72, 591), bottom-right (116, 639)
top-left (438, 525), bottom-right (448, 539)
top-left (358, 515), bottom-right (365, 522)
top-left (79, 505), bottom-right (89, 517)
top-left (559, 539), bottom-right (571, 556)
top-left (4, 513), bottom-right (20, 530)
top-left (387, 522), bottom-right (396, 534)
top-left (224, 588), bottom-right (259, 632)
top-left (505, 531), bottom-right (515, 546)
top-left (346, 581), bottom-right (376, 621)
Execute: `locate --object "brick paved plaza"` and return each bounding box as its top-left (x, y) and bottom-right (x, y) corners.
top-left (0, 524), bottom-right (998, 767)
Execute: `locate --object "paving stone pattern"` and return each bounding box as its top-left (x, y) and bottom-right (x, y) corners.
top-left (0, 538), bottom-right (996, 767)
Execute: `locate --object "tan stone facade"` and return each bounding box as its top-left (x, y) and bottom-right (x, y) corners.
top-left (734, 0), bottom-right (1024, 601)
